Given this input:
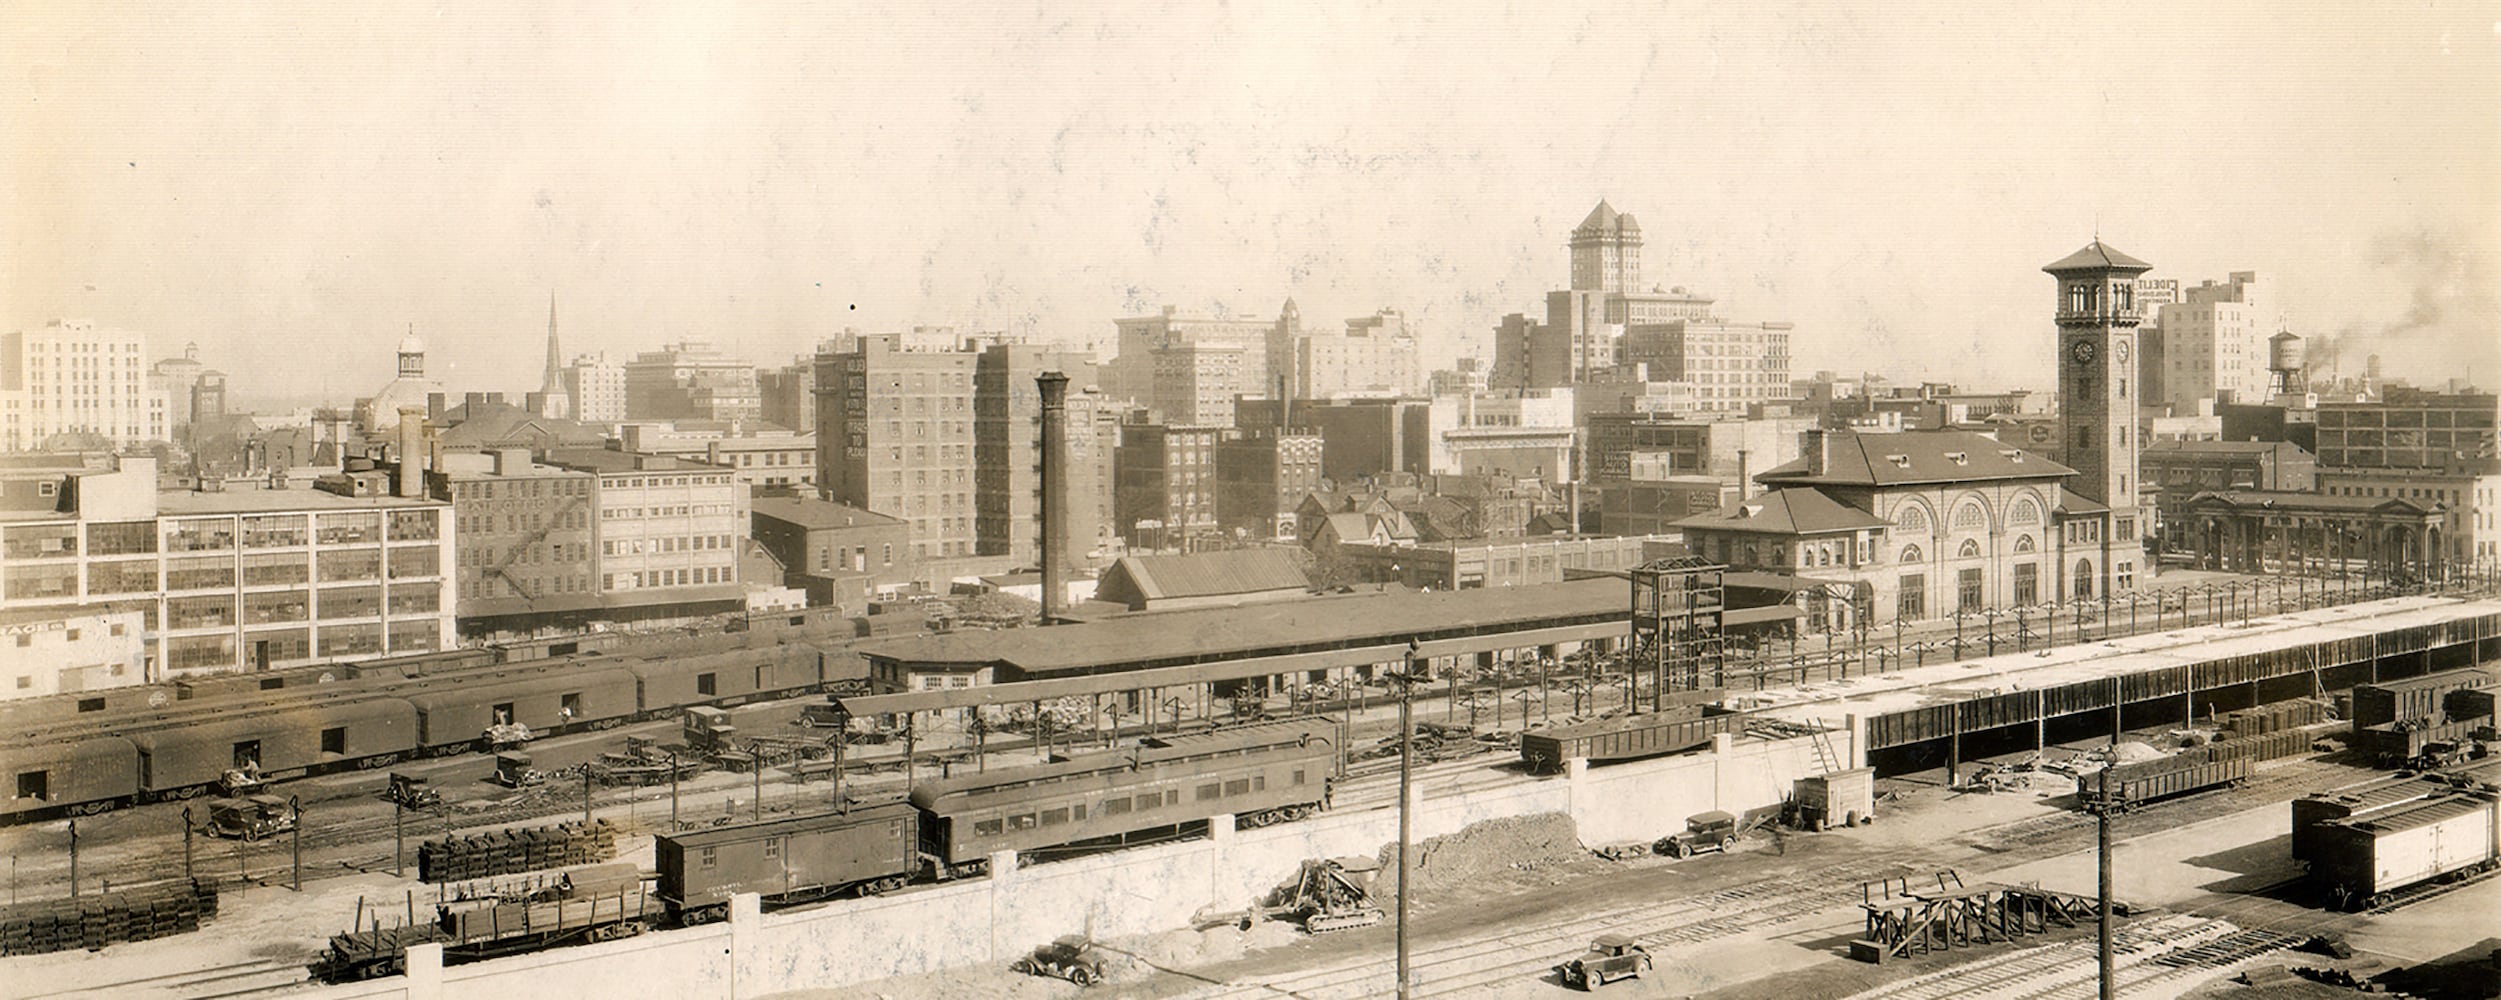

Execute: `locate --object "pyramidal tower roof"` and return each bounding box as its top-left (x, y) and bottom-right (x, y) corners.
top-left (1574, 199), bottom-right (1639, 236)
top-left (2043, 240), bottom-right (2152, 275)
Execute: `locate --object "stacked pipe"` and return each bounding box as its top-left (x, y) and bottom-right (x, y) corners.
top-left (0, 880), bottom-right (218, 956)
top-left (417, 819), bottom-right (618, 884)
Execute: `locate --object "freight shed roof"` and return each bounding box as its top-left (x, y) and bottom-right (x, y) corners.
top-left (1743, 595), bottom-right (2494, 728)
top-left (861, 578), bottom-right (1628, 679)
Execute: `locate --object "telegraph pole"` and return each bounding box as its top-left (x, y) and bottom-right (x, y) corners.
top-left (2093, 766), bottom-right (2114, 1000)
top-left (1393, 639), bottom-right (1425, 1000)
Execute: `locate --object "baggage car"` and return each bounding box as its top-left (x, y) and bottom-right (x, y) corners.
top-left (655, 802), bottom-right (922, 925)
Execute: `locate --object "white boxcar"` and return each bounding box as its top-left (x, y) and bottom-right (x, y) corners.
top-left (2311, 790), bottom-right (2500, 910)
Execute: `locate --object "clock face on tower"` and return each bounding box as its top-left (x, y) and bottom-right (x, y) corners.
top-left (2113, 339), bottom-right (2130, 363)
top-left (2069, 339), bottom-right (2098, 365)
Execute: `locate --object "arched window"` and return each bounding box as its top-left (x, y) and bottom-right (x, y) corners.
top-left (2010, 497), bottom-right (2042, 526)
top-left (1952, 502), bottom-right (1988, 533)
top-left (1958, 539), bottom-right (1981, 558)
top-left (2014, 534), bottom-right (2035, 554)
top-left (1771, 543), bottom-right (1787, 565)
top-left (1901, 544), bottom-right (1924, 564)
top-left (2073, 559), bottom-right (2095, 600)
top-left (1897, 505), bottom-right (1930, 534)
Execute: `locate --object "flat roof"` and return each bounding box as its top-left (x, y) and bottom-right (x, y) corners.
top-left (861, 578), bottom-right (1628, 678)
top-left (750, 495), bottom-right (903, 531)
top-left (157, 488), bottom-right (445, 516)
top-left (1746, 595), bottom-right (2491, 726)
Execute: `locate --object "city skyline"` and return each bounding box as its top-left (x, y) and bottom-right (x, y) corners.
top-left (6, 3), bottom-right (2495, 410)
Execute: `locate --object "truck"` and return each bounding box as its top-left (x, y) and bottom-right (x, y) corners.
top-left (1556, 933), bottom-right (1653, 989)
top-left (1656, 810), bottom-right (1739, 859)
top-left (204, 794), bottom-right (295, 840)
top-left (387, 772), bottom-right (441, 811)
top-left (1012, 934), bottom-right (1107, 986)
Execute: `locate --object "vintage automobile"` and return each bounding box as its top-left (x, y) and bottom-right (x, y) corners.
top-left (1655, 810), bottom-right (1739, 859)
top-left (1012, 934), bottom-right (1107, 986)
top-left (204, 794), bottom-right (295, 840)
top-left (387, 772), bottom-right (441, 810)
top-left (1556, 933), bottom-right (1653, 989)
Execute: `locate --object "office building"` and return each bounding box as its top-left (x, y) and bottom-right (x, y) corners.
top-left (1214, 429), bottom-right (1323, 541)
top-left (1113, 421), bottom-right (1222, 551)
top-left (973, 342), bottom-right (1112, 566)
top-left (1, 320), bottom-right (175, 450)
top-left (561, 353), bottom-right (629, 424)
top-left (1108, 305), bottom-right (1285, 424)
top-left (1294, 309), bottom-right (1421, 399)
top-left (2314, 388), bottom-right (2499, 470)
top-left (815, 334), bottom-right (979, 560)
top-left (2157, 271), bottom-right (2278, 413)
top-left (623, 342), bottom-right (762, 423)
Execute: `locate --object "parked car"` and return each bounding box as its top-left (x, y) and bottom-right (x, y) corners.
top-left (204, 794), bottom-right (295, 840)
top-left (1557, 933), bottom-right (1652, 989)
top-left (1655, 810), bottom-right (1738, 859)
top-left (1013, 934), bottom-right (1107, 986)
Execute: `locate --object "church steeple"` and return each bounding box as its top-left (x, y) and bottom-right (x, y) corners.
top-left (537, 292), bottom-right (572, 420)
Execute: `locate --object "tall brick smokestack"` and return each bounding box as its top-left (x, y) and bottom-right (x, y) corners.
top-left (1037, 372), bottom-right (1070, 625)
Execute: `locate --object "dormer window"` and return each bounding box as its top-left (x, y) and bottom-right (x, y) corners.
top-left (2001, 450), bottom-right (2024, 462)
top-left (1946, 452), bottom-right (1968, 466)
top-left (1887, 455), bottom-right (1910, 468)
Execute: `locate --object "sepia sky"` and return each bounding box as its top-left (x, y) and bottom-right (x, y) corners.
top-left (4, 1), bottom-right (2496, 409)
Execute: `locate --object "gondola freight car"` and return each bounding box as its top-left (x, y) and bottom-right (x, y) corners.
top-left (2309, 789), bottom-right (2501, 910)
top-left (1517, 706), bottom-right (1747, 772)
top-left (2075, 754), bottom-right (2250, 812)
top-left (655, 802), bottom-right (922, 924)
top-left (909, 718), bottom-right (1340, 873)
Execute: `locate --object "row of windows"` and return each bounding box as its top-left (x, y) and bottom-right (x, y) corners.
top-left (963, 771), bottom-right (1301, 838)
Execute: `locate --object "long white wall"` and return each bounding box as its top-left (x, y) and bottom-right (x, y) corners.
top-left (307, 724), bottom-right (1856, 999)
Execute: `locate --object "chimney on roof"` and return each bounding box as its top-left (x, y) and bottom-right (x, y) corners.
top-left (1803, 428), bottom-right (1828, 477)
top-left (395, 407), bottom-right (426, 498)
top-left (1037, 371), bottom-right (1071, 625)
top-left (1737, 448), bottom-right (1753, 501)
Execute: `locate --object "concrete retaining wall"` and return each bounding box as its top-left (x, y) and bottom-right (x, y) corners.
top-left (314, 727), bottom-right (1854, 999)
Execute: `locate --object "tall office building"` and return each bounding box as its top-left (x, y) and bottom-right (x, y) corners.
top-left (973, 342), bottom-right (1111, 565)
top-left (2157, 271), bottom-right (2278, 414)
top-left (623, 342), bottom-right (763, 423)
top-left (1108, 306), bottom-right (1285, 424)
top-left (1, 320), bottom-right (174, 450)
top-left (560, 353), bottom-right (628, 424)
top-left (1491, 202), bottom-right (1785, 394)
top-left (1292, 309), bottom-right (1421, 399)
top-left (814, 334), bottom-right (979, 560)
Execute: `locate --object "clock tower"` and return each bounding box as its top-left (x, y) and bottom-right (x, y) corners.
top-left (2044, 240), bottom-right (2151, 596)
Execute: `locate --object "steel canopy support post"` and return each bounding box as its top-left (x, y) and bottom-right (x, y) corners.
top-left (291, 796), bottom-right (302, 892)
top-left (2096, 767), bottom-right (2114, 1000)
top-left (1395, 646), bottom-right (1418, 1000)
top-left (184, 806), bottom-right (195, 883)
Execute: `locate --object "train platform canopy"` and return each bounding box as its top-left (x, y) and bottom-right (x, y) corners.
top-left (862, 578), bottom-right (1628, 682)
top-left (1743, 595), bottom-right (2494, 728)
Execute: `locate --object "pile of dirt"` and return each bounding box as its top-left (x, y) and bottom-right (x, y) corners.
top-left (1242, 919), bottom-right (1301, 950)
top-left (2106, 740), bottom-right (2170, 765)
top-left (1371, 811), bottom-right (1584, 900)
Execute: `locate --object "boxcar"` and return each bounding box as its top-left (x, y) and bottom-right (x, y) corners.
top-left (2311, 790), bottom-right (2500, 909)
top-left (2350, 667), bottom-right (2500, 730)
top-left (2078, 754), bottom-right (2249, 812)
top-left (1518, 707), bottom-right (1744, 773)
top-left (129, 696), bottom-right (418, 796)
top-left (2355, 717), bottom-right (2492, 769)
top-left (623, 644), bottom-right (822, 712)
top-left (0, 736), bottom-right (138, 822)
top-left (407, 667), bottom-right (639, 751)
top-left (910, 718), bottom-right (1339, 870)
top-left (2292, 773), bottom-right (2451, 863)
top-left (655, 802), bottom-right (921, 924)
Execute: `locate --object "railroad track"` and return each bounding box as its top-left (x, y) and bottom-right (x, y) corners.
top-left (1174, 855), bottom-right (1932, 1000)
top-left (14, 957), bottom-right (307, 1000)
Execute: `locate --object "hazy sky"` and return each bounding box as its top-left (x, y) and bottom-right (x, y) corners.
top-left (6, 2), bottom-right (2496, 410)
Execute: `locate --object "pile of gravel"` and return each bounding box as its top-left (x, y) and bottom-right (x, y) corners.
top-left (1370, 811), bottom-right (1584, 900)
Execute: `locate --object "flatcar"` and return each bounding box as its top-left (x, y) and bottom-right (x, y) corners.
top-left (2309, 788), bottom-right (2501, 910)
top-left (2074, 754), bottom-right (2249, 812)
top-left (655, 802), bottom-right (922, 925)
top-left (1518, 706), bottom-right (1746, 773)
top-left (310, 863), bottom-right (654, 983)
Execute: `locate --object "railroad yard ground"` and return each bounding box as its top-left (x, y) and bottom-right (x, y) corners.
top-left (776, 750), bottom-right (2501, 1000)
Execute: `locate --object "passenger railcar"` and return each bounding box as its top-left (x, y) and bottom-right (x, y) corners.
top-left (655, 802), bottom-right (922, 924)
top-left (2310, 789), bottom-right (2501, 909)
top-left (909, 718), bottom-right (1339, 871)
